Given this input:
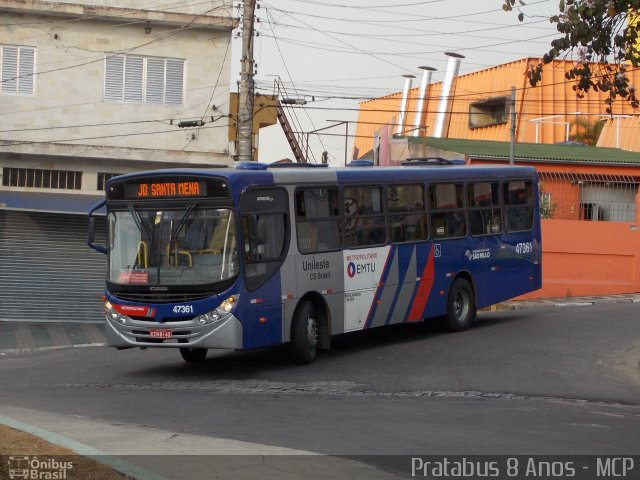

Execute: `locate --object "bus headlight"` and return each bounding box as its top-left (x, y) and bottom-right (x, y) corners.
top-left (196, 295), bottom-right (238, 325)
top-left (105, 300), bottom-right (126, 325)
top-left (218, 295), bottom-right (237, 313)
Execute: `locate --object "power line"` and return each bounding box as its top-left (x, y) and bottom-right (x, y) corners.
top-left (0, 6), bottom-right (234, 85)
top-left (0, 1), bottom-right (231, 30)
top-left (264, 7), bottom-right (326, 160)
top-left (201, 36), bottom-right (232, 120)
top-left (264, 14), bottom-right (549, 39)
top-left (264, 3), bottom-right (410, 73)
top-left (0, 120), bottom-right (228, 148)
top-left (257, 31), bottom-right (557, 60)
top-left (271, 0), bottom-right (552, 26)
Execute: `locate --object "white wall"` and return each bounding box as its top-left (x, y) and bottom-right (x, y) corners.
top-left (0, 7), bottom-right (234, 158)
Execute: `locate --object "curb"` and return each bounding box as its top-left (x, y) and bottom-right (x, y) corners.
top-left (492, 293), bottom-right (640, 311)
top-left (0, 416), bottom-right (168, 480)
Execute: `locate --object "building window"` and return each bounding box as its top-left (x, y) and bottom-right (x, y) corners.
top-left (1, 45), bottom-right (35, 96)
top-left (97, 172), bottom-right (123, 191)
top-left (104, 54), bottom-right (184, 105)
top-left (2, 168), bottom-right (82, 190)
top-left (469, 96), bottom-right (508, 129)
top-left (579, 183), bottom-right (638, 222)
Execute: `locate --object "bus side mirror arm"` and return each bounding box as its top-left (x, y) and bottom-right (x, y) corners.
top-left (88, 200), bottom-right (108, 254)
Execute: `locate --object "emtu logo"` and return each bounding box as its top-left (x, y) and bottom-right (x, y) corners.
top-left (347, 262), bottom-right (356, 278)
top-left (347, 261), bottom-right (376, 278)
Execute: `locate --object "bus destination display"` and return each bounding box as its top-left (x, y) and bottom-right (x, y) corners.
top-left (124, 181), bottom-right (207, 199)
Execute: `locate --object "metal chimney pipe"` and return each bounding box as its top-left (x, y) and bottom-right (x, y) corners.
top-left (433, 52), bottom-right (464, 138)
top-left (411, 66), bottom-right (436, 137)
top-left (395, 74), bottom-right (415, 135)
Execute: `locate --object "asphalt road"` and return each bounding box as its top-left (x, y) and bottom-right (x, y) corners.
top-left (1, 303), bottom-right (639, 477)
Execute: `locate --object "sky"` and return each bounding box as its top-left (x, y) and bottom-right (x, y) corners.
top-left (229, 0), bottom-right (563, 166)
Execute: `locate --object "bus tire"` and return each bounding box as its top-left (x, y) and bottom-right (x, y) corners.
top-left (179, 347), bottom-right (208, 362)
top-left (445, 278), bottom-right (476, 332)
top-left (291, 300), bottom-right (318, 364)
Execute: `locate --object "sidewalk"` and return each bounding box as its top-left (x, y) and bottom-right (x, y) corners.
top-left (0, 405), bottom-right (405, 480)
top-left (0, 322), bottom-right (104, 353)
top-left (497, 292), bottom-right (640, 310)
top-left (1, 293), bottom-right (638, 353)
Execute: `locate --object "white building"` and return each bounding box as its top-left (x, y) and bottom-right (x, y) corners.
top-left (0, 1), bottom-right (237, 322)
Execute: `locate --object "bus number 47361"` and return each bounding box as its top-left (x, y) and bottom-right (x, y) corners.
top-left (515, 242), bottom-right (533, 255)
top-left (173, 305), bottom-right (194, 314)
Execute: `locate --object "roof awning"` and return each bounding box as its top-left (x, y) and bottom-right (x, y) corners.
top-left (0, 191), bottom-right (105, 215)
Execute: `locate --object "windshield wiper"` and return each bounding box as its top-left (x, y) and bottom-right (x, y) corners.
top-left (128, 204), bottom-right (152, 240)
top-left (169, 203), bottom-right (197, 243)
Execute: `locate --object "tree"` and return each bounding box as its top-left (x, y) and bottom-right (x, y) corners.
top-left (538, 182), bottom-right (557, 219)
top-left (503, 0), bottom-right (640, 113)
top-left (569, 116), bottom-right (605, 145)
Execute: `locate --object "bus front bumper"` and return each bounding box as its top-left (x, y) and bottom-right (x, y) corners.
top-left (105, 314), bottom-right (243, 350)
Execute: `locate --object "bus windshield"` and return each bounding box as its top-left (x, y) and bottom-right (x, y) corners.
top-left (107, 206), bottom-right (238, 286)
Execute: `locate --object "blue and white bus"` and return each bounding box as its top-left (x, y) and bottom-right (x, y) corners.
top-left (88, 160), bottom-right (541, 364)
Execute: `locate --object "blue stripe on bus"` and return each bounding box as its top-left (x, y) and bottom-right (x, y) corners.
top-left (363, 245), bottom-right (395, 329)
top-left (385, 244), bottom-right (415, 325)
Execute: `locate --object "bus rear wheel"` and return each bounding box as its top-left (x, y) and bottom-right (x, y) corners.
top-left (445, 278), bottom-right (476, 332)
top-left (291, 300), bottom-right (318, 364)
top-left (179, 347), bottom-right (208, 362)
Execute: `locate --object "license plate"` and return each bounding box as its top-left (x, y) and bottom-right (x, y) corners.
top-left (150, 329), bottom-right (172, 339)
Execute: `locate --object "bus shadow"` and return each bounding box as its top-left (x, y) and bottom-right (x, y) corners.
top-left (474, 309), bottom-right (530, 328)
top-left (325, 311), bottom-right (524, 358)
top-left (133, 311), bottom-right (525, 378)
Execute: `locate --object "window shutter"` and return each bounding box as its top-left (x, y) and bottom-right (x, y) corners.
top-left (165, 59), bottom-right (184, 106)
top-left (18, 47), bottom-right (34, 95)
top-left (146, 57), bottom-right (165, 105)
top-left (124, 56), bottom-right (143, 103)
top-left (104, 54), bottom-right (184, 106)
top-left (1, 46), bottom-right (18, 94)
top-left (104, 54), bottom-right (124, 101)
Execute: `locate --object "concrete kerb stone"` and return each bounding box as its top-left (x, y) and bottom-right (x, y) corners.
top-left (495, 293), bottom-right (640, 311)
top-left (0, 405), bottom-right (405, 480)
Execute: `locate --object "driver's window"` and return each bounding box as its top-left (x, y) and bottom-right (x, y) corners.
top-left (240, 188), bottom-right (289, 291)
top-left (242, 213), bottom-right (286, 264)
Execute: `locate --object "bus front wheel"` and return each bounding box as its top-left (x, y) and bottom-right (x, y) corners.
top-left (445, 278), bottom-right (476, 332)
top-left (180, 347), bottom-right (208, 362)
top-left (291, 300), bottom-right (318, 364)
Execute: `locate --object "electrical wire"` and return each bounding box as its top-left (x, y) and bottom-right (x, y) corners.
top-left (0, 6), bottom-right (235, 85)
top-left (264, 6), bottom-right (326, 161)
top-left (201, 36), bottom-right (232, 120)
top-left (0, 121), bottom-right (229, 148)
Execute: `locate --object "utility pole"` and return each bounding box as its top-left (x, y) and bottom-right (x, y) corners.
top-left (509, 86), bottom-right (516, 166)
top-left (237, 0), bottom-right (256, 162)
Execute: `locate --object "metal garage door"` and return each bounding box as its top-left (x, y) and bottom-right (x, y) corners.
top-left (0, 210), bottom-right (107, 322)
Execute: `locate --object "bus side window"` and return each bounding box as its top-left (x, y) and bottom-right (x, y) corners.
top-left (387, 184), bottom-right (427, 243)
top-left (468, 182), bottom-right (501, 235)
top-left (344, 185), bottom-right (386, 248)
top-left (504, 180), bottom-right (534, 232)
top-left (243, 213), bottom-right (285, 262)
top-left (295, 187), bottom-right (341, 253)
top-left (429, 183), bottom-right (466, 239)
top-left (242, 212), bottom-right (287, 290)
